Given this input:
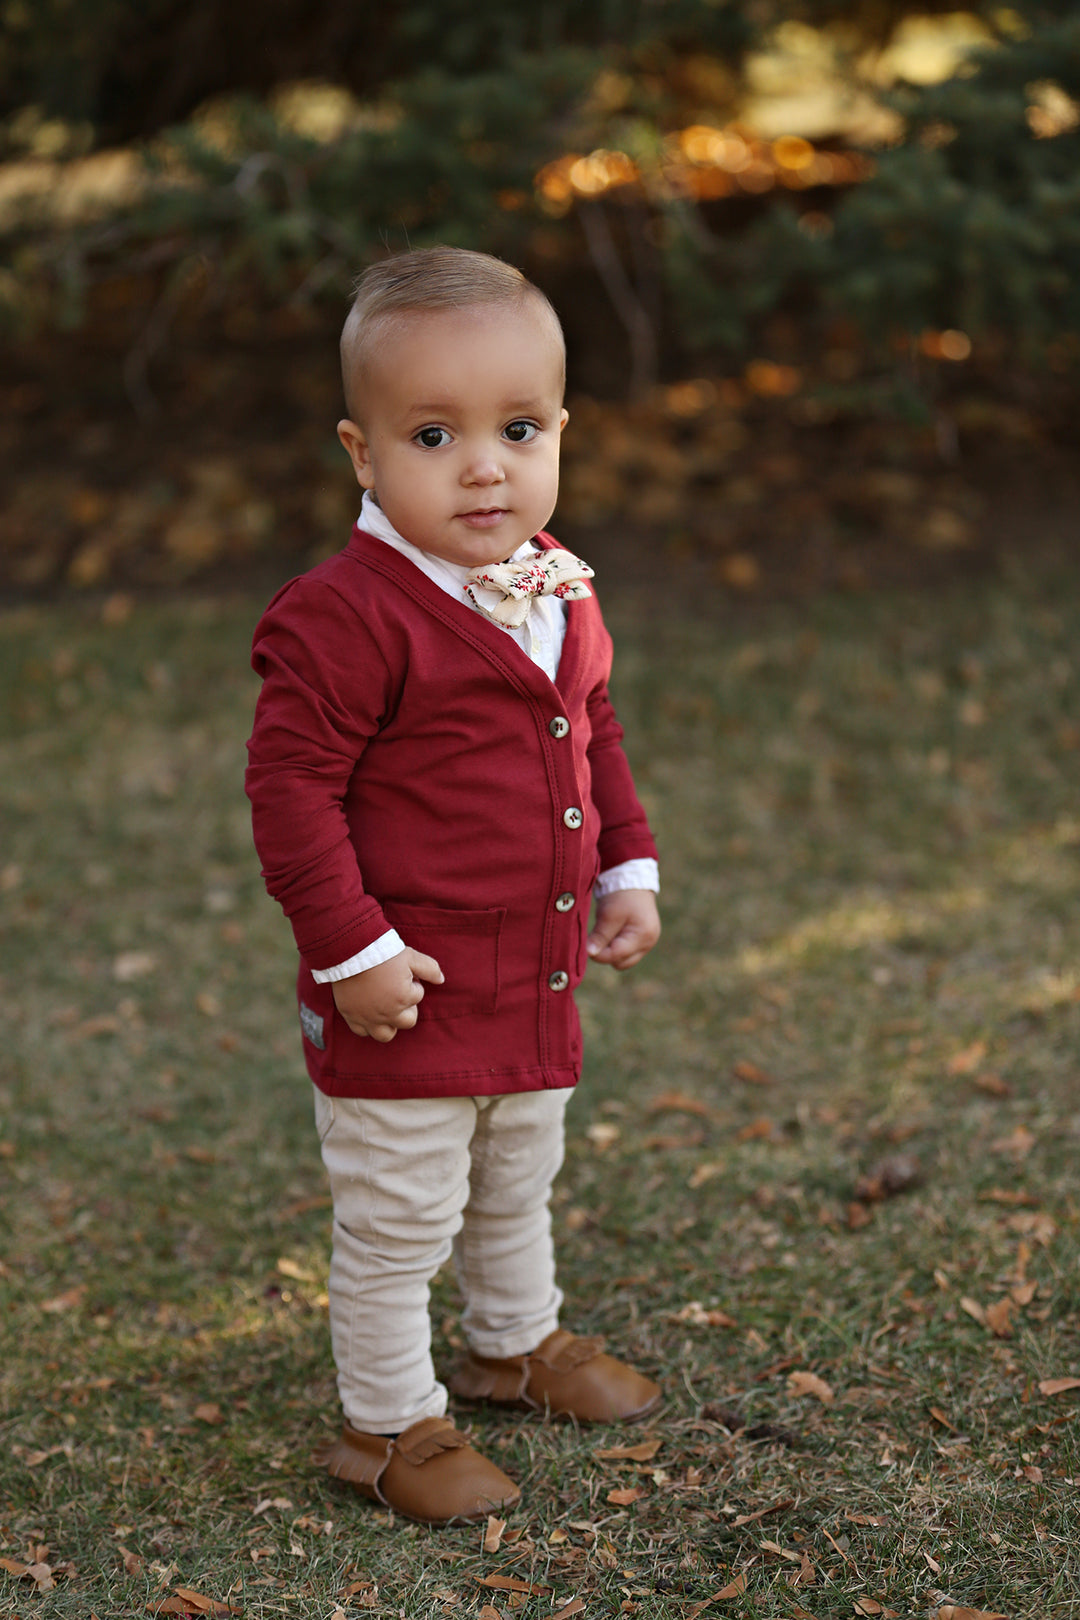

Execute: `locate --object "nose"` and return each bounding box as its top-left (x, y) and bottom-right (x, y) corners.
top-left (461, 442), bottom-right (506, 487)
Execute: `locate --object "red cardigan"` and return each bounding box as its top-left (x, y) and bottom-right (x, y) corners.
top-left (245, 525), bottom-right (657, 1099)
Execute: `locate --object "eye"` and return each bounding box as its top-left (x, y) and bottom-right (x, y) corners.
top-left (503, 420), bottom-right (539, 444)
top-left (415, 426), bottom-right (451, 449)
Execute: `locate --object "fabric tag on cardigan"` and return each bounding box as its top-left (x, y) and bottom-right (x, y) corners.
top-left (299, 1001), bottom-right (326, 1050)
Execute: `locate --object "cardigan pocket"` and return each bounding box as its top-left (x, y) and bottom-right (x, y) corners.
top-left (380, 901), bottom-right (506, 1020)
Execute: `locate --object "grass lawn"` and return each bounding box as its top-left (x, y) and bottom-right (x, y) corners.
top-left (2, 554), bottom-right (1079, 1618)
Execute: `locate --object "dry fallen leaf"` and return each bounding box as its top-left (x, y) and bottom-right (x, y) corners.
top-left (607, 1485), bottom-right (647, 1506)
top-left (732, 1059), bottom-right (773, 1086)
top-left (595, 1439), bottom-right (662, 1462)
top-left (476, 1575), bottom-right (552, 1595)
top-left (853, 1152), bottom-right (921, 1203)
top-left (960, 1297), bottom-right (987, 1326)
top-left (788, 1370), bottom-right (835, 1405)
top-left (193, 1402), bottom-right (224, 1425)
top-left (548, 1601), bottom-right (586, 1620)
top-left (483, 1515), bottom-right (506, 1553)
top-left (585, 1122), bottom-right (620, 1152)
top-left (41, 1285), bottom-right (86, 1314)
top-left (276, 1257), bottom-right (317, 1283)
top-left (686, 1571), bottom-right (747, 1613)
top-left (113, 950), bottom-right (158, 982)
top-left (477, 1607), bottom-right (502, 1620)
top-left (990, 1124), bottom-right (1035, 1161)
top-left (984, 1298), bottom-right (1013, 1339)
top-left (647, 1090), bottom-right (712, 1117)
top-left (932, 1607), bottom-right (1009, 1620)
top-left (688, 1162), bottom-right (724, 1189)
top-left (736, 1117), bottom-right (776, 1141)
top-left (946, 1040), bottom-right (987, 1075)
top-left (732, 1497), bottom-right (795, 1526)
top-left (972, 1072), bottom-right (1011, 1097)
top-left (1006, 1211), bottom-right (1057, 1244)
top-left (674, 1300), bottom-right (738, 1328)
top-left (1038, 1377), bottom-right (1080, 1396)
top-left (119, 1545), bottom-right (144, 1575)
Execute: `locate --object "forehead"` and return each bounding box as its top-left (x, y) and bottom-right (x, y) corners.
top-left (360, 300), bottom-right (564, 405)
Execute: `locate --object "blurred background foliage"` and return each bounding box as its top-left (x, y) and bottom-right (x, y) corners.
top-left (0, 1), bottom-right (1077, 592)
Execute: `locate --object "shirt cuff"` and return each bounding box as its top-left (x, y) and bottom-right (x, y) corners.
top-left (594, 857), bottom-right (659, 897)
top-left (310, 929), bottom-right (406, 982)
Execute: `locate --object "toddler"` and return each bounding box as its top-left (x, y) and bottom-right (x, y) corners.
top-left (246, 247), bottom-right (662, 1524)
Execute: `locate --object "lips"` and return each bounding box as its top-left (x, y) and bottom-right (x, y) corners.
top-left (458, 508), bottom-right (508, 527)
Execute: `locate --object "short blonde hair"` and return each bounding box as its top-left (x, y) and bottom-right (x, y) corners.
top-left (340, 246), bottom-right (565, 421)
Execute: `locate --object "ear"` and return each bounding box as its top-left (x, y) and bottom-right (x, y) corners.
top-left (337, 419), bottom-right (376, 489)
top-left (559, 407), bottom-right (569, 432)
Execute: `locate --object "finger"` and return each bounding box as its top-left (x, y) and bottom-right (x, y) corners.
top-left (395, 1003), bottom-right (420, 1030)
top-left (594, 924), bottom-right (647, 969)
top-left (369, 1022), bottom-right (398, 1043)
top-left (586, 922), bottom-right (620, 958)
top-left (409, 950), bottom-right (444, 984)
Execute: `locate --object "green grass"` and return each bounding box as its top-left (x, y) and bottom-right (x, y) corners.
top-left (2, 557), bottom-right (1079, 1618)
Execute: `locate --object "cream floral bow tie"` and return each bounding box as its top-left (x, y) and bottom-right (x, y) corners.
top-left (466, 548), bottom-right (595, 629)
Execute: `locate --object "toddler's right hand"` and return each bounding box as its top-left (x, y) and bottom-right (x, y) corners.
top-left (331, 948), bottom-right (444, 1043)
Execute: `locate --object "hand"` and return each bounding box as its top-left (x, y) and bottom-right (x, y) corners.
top-left (332, 948), bottom-right (444, 1042)
top-left (586, 889), bottom-right (661, 971)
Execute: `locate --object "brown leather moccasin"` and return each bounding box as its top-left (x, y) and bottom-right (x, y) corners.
top-left (449, 1328), bottom-right (661, 1424)
top-left (316, 1414), bottom-right (520, 1525)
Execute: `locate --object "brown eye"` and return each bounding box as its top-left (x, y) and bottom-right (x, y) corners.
top-left (416, 426), bottom-right (450, 449)
top-left (503, 420), bottom-right (538, 444)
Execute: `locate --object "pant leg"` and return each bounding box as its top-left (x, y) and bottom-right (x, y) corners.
top-left (314, 1089), bottom-right (478, 1434)
top-left (452, 1087), bottom-right (572, 1360)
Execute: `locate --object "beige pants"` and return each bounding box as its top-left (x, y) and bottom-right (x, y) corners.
top-left (313, 1087), bottom-right (572, 1434)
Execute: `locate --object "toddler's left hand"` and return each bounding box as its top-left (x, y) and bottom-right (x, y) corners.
top-left (586, 889), bottom-right (661, 971)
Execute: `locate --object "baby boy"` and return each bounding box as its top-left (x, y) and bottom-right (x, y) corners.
top-left (246, 246), bottom-right (662, 1524)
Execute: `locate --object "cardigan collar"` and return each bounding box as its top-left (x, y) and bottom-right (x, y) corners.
top-left (344, 522), bottom-right (586, 702)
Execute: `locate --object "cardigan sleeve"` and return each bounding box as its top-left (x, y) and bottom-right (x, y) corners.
top-left (245, 576), bottom-right (399, 971)
top-left (585, 678), bottom-right (659, 875)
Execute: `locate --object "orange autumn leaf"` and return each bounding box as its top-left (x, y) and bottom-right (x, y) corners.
top-left (647, 1090), bottom-right (712, 1117)
top-left (984, 1298), bottom-right (1013, 1338)
top-left (946, 1040), bottom-right (987, 1075)
top-left (990, 1124), bottom-right (1035, 1160)
top-left (548, 1601), bottom-right (586, 1620)
top-left (482, 1515), bottom-right (506, 1553)
top-left (595, 1439), bottom-right (662, 1461)
top-left (732, 1497), bottom-right (795, 1526)
top-left (736, 1117), bottom-right (776, 1141)
top-left (972, 1071), bottom-right (1010, 1097)
top-left (732, 1059), bottom-right (773, 1086)
top-left (1038, 1376), bottom-right (1080, 1396)
top-left (607, 1485), bottom-right (647, 1506)
top-left (933, 1608), bottom-right (1009, 1620)
top-left (686, 1571), bottom-right (747, 1613)
top-left (788, 1370), bottom-right (835, 1405)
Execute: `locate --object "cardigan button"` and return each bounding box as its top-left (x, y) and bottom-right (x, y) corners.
top-left (563, 806), bottom-right (583, 830)
top-left (554, 892), bottom-right (576, 912)
top-left (548, 970), bottom-right (570, 992)
top-left (549, 715), bottom-right (570, 739)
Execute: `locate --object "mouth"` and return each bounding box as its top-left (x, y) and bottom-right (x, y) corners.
top-left (458, 508), bottom-right (509, 528)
